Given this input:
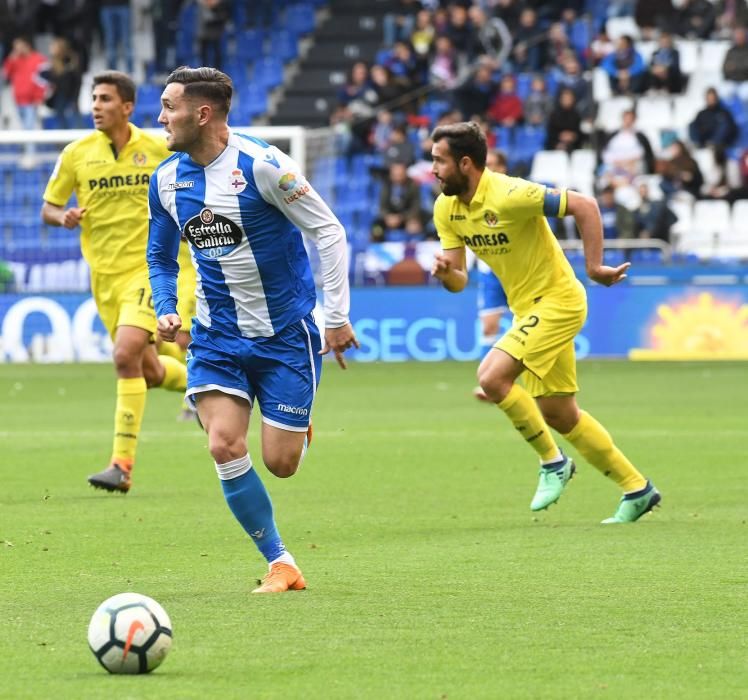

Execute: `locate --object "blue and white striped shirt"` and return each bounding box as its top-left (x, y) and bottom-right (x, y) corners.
top-left (147, 131), bottom-right (349, 338)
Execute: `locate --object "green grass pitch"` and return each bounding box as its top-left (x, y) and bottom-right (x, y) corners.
top-left (1, 360), bottom-right (746, 699)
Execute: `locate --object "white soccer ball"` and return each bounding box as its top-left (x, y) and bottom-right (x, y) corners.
top-left (87, 592), bottom-right (173, 674)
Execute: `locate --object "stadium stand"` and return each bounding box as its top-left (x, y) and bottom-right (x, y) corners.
top-left (1, 0), bottom-right (748, 292)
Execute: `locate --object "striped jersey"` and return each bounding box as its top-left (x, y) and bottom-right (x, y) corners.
top-left (147, 131), bottom-right (350, 338)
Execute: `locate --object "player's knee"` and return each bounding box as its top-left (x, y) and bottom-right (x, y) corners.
top-left (477, 366), bottom-right (512, 403)
top-left (142, 364), bottom-right (163, 388)
top-left (542, 407), bottom-right (580, 434)
top-left (112, 345), bottom-right (139, 375)
top-left (207, 429), bottom-right (246, 465)
top-left (263, 452), bottom-right (300, 479)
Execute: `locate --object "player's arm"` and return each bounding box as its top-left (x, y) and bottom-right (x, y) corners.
top-left (146, 170), bottom-right (182, 342)
top-left (431, 195), bottom-right (468, 292)
top-left (254, 150), bottom-right (359, 368)
top-left (41, 146), bottom-right (84, 228)
top-left (565, 190), bottom-right (630, 287)
top-left (42, 201), bottom-right (86, 228)
top-left (432, 247), bottom-right (468, 292)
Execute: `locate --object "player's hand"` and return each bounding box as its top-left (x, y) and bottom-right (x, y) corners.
top-left (320, 322), bottom-right (360, 369)
top-left (61, 207), bottom-right (86, 229)
top-left (157, 314), bottom-right (182, 343)
top-left (588, 262), bottom-right (631, 287)
top-left (431, 253), bottom-right (453, 280)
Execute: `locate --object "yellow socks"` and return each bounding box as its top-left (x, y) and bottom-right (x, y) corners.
top-left (111, 377), bottom-right (147, 467)
top-left (563, 411), bottom-right (647, 492)
top-left (497, 384), bottom-right (560, 462)
top-left (158, 355), bottom-right (187, 392)
top-left (158, 340), bottom-right (187, 364)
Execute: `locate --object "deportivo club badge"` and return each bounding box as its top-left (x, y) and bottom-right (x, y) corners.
top-left (228, 169), bottom-right (247, 193)
top-left (200, 208), bottom-right (214, 224)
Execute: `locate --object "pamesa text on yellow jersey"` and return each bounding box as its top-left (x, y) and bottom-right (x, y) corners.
top-left (433, 169), bottom-right (585, 316)
top-left (43, 124), bottom-right (171, 275)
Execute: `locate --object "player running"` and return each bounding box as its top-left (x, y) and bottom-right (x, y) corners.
top-left (474, 150), bottom-right (509, 401)
top-left (431, 122), bottom-right (661, 523)
top-left (147, 67), bottom-right (359, 592)
top-left (42, 71), bottom-right (190, 494)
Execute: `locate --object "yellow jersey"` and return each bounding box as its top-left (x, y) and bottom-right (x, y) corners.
top-left (43, 124), bottom-right (170, 275)
top-left (433, 169), bottom-right (584, 316)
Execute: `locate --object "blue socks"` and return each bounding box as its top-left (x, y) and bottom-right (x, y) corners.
top-left (215, 455), bottom-right (286, 563)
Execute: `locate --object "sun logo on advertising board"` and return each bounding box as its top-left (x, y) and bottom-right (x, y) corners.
top-left (629, 292), bottom-right (748, 360)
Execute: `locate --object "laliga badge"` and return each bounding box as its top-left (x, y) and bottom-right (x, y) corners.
top-left (228, 169), bottom-right (247, 194)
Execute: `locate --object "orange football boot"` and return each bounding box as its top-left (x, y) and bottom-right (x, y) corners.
top-left (252, 563), bottom-right (307, 593)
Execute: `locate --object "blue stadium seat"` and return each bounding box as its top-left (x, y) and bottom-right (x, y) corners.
top-left (565, 249), bottom-right (586, 265)
top-left (234, 84), bottom-right (268, 120)
top-left (175, 1), bottom-right (198, 64)
top-left (570, 19), bottom-right (592, 61)
top-left (222, 58), bottom-right (250, 84)
top-left (513, 126), bottom-right (546, 163)
top-left (630, 248), bottom-right (664, 263)
top-left (134, 84), bottom-right (163, 125)
top-left (274, 29), bottom-right (299, 62)
top-left (253, 56), bottom-right (284, 89)
top-left (494, 126), bottom-right (514, 151)
top-left (420, 99), bottom-right (452, 125)
top-left (603, 249), bottom-right (626, 266)
top-left (285, 3), bottom-right (316, 36)
top-left (235, 29), bottom-right (265, 62)
top-left (515, 74), bottom-right (532, 101)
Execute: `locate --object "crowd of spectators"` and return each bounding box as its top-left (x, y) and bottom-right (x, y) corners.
top-left (0, 0), bottom-right (232, 138)
top-left (326, 0), bottom-right (748, 246)
top-left (2, 0), bottom-right (748, 252)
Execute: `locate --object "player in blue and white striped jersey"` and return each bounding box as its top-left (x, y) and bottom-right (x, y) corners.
top-left (147, 67), bottom-right (359, 593)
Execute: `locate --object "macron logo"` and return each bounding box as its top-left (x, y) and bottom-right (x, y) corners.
top-left (264, 150), bottom-right (280, 168)
top-left (277, 403), bottom-right (308, 416)
top-left (167, 180), bottom-right (194, 190)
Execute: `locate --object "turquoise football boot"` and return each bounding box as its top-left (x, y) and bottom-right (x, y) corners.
top-left (601, 482), bottom-right (661, 524)
top-left (530, 453), bottom-right (576, 511)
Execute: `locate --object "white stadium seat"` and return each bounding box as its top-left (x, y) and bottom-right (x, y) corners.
top-left (730, 199), bottom-right (748, 236)
top-left (694, 148), bottom-right (717, 192)
top-left (529, 150), bottom-right (570, 188)
top-left (592, 67), bottom-right (612, 102)
top-left (700, 41), bottom-right (731, 72)
top-left (636, 97), bottom-right (674, 131)
top-left (692, 199), bottom-right (731, 239)
top-left (672, 95), bottom-right (700, 131)
top-left (596, 96), bottom-right (635, 131)
top-left (674, 39), bottom-right (700, 75)
top-left (637, 41), bottom-right (657, 63)
top-left (669, 199), bottom-right (693, 238)
top-left (606, 16), bottom-right (641, 41)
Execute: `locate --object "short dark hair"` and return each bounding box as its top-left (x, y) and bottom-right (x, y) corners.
top-left (92, 71), bottom-right (136, 103)
top-left (431, 121), bottom-right (487, 169)
top-left (492, 149), bottom-right (508, 168)
top-left (166, 66), bottom-right (233, 115)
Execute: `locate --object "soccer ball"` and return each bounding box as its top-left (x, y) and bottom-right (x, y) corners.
top-left (87, 592), bottom-right (173, 674)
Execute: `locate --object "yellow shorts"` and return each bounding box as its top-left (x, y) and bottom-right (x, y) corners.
top-left (176, 242), bottom-right (196, 333)
top-left (92, 269), bottom-right (157, 340)
top-left (496, 291), bottom-right (587, 397)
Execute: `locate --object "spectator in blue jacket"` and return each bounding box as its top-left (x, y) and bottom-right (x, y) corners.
top-left (601, 35), bottom-right (648, 95)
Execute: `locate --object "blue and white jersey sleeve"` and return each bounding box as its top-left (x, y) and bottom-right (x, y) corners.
top-left (252, 148), bottom-right (351, 329)
top-left (146, 159), bottom-right (181, 318)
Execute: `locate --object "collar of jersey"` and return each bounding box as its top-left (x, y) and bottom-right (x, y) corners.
top-left (468, 168), bottom-right (490, 206)
top-left (96, 122), bottom-right (143, 148)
